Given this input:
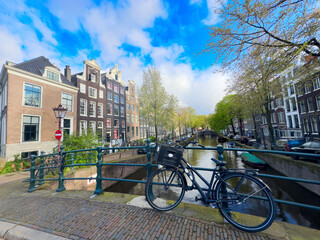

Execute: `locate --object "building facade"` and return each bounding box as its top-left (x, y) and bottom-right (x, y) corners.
top-left (125, 80), bottom-right (140, 142)
top-left (71, 60), bottom-right (106, 139)
top-left (102, 64), bottom-right (126, 146)
top-left (0, 56), bottom-right (78, 160)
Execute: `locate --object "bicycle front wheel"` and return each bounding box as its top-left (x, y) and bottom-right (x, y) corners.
top-left (216, 173), bottom-right (275, 232)
top-left (145, 167), bottom-right (186, 211)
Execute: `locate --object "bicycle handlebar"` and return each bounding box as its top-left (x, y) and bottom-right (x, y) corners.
top-left (181, 141), bottom-right (205, 149)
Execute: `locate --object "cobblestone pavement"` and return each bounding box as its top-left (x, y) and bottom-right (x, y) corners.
top-left (0, 178), bottom-right (282, 240)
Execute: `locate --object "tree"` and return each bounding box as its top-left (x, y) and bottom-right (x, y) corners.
top-left (204, 0), bottom-right (320, 68)
top-left (194, 115), bottom-right (209, 130)
top-left (185, 107), bottom-right (197, 134)
top-left (138, 67), bottom-right (173, 141)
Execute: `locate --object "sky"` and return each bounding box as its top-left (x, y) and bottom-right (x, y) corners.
top-left (0, 0), bottom-right (230, 115)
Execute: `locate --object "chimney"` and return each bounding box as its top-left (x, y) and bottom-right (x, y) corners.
top-left (64, 65), bottom-right (71, 81)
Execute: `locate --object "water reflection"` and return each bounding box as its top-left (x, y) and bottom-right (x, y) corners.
top-left (106, 136), bottom-right (320, 230)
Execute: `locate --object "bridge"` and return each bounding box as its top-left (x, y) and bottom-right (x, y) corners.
top-left (196, 130), bottom-right (219, 137)
top-left (1, 142), bottom-right (320, 239)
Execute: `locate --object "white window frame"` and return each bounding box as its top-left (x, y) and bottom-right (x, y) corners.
top-left (61, 92), bottom-right (73, 112)
top-left (89, 87), bottom-right (97, 98)
top-left (305, 83), bottom-right (311, 94)
top-left (316, 95), bottom-right (320, 111)
top-left (99, 90), bottom-right (104, 99)
top-left (307, 97), bottom-right (314, 112)
top-left (21, 114), bottom-right (41, 142)
top-left (23, 82), bottom-right (42, 108)
top-left (80, 83), bottom-right (86, 93)
top-left (98, 103), bottom-right (103, 118)
top-left (80, 99), bottom-right (87, 116)
top-left (314, 77), bottom-right (320, 90)
top-left (80, 120), bottom-right (87, 136)
top-left (62, 117), bottom-right (73, 136)
top-left (89, 121), bottom-right (96, 133)
top-left (89, 101), bottom-right (96, 117)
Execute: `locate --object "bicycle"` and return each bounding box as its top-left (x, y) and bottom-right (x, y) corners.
top-left (145, 141), bottom-right (275, 233)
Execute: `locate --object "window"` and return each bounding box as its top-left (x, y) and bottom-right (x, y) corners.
top-left (289, 85), bottom-right (295, 95)
top-left (297, 85), bottom-right (303, 96)
top-left (294, 115), bottom-right (299, 128)
top-left (80, 99), bottom-right (87, 116)
top-left (311, 117), bottom-right (318, 133)
top-left (307, 97), bottom-right (314, 112)
top-left (136, 127), bottom-right (139, 137)
top-left (115, 74), bottom-right (118, 80)
top-left (278, 111), bottom-right (285, 123)
top-left (120, 87), bottom-right (124, 94)
top-left (305, 83), bottom-right (311, 93)
top-left (122, 120), bottom-right (125, 128)
top-left (89, 73), bottom-right (96, 82)
top-left (22, 116), bottom-right (40, 142)
top-left (132, 127), bottom-right (135, 137)
top-left (127, 113), bottom-right (130, 123)
top-left (107, 82), bottom-right (112, 89)
top-left (114, 94), bottom-right (119, 103)
top-left (288, 116), bottom-right (293, 128)
top-left (63, 119), bottom-right (71, 136)
top-left (89, 87), bottom-right (97, 98)
top-left (62, 93), bottom-right (73, 112)
top-left (314, 77), bottom-right (320, 90)
top-left (291, 98), bottom-right (297, 111)
top-left (120, 106), bottom-right (124, 117)
top-left (114, 85), bottom-right (119, 93)
top-left (132, 115), bottom-right (134, 123)
top-left (316, 95), bottom-right (320, 110)
top-left (21, 151), bottom-right (38, 159)
top-left (271, 113), bottom-right (276, 123)
top-left (106, 130), bottom-right (111, 142)
top-left (114, 119), bottom-right (119, 127)
top-left (107, 92), bottom-right (112, 100)
top-left (285, 99), bottom-right (290, 112)
top-left (89, 121), bottom-right (96, 133)
top-left (120, 97), bottom-right (124, 104)
top-left (299, 101), bottom-right (306, 113)
top-left (131, 105), bottom-right (134, 111)
top-left (276, 98), bottom-right (282, 107)
top-left (127, 103), bottom-right (130, 110)
top-left (107, 103), bottom-right (112, 115)
top-left (98, 103), bottom-right (103, 118)
top-left (131, 96), bottom-right (134, 102)
top-left (136, 115), bottom-right (139, 123)
top-left (24, 83), bottom-right (41, 107)
top-left (303, 118), bottom-right (309, 133)
top-left (99, 90), bottom-right (103, 98)
top-left (47, 70), bottom-right (59, 81)
top-left (80, 83), bottom-right (86, 93)
top-left (136, 106), bottom-right (139, 112)
top-left (114, 105), bottom-right (119, 116)
top-left (106, 118), bottom-right (111, 127)
top-left (97, 121), bottom-right (103, 139)
top-left (89, 102), bottom-right (96, 117)
top-left (114, 129), bottom-right (118, 139)
top-left (127, 126), bottom-right (130, 136)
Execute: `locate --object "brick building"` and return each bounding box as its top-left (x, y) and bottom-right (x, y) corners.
top-left (126, 80), bottom-right (140, 142)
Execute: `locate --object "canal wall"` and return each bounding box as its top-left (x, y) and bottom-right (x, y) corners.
top-left (254, 152), bottom-right (320, 196)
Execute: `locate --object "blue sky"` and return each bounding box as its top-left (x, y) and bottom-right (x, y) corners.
top-left (0, 0), bottom-right (229, 114)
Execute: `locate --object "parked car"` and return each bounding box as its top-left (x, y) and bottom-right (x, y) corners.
top-left (240, 136), bottom-right (250, 145)
top-left (137, 142), bottom-right (156, 154)
top-left (234, 135), bottom-right (241, 141)
top-left (291, 141), bottom-right (320, 162)
top-left (248, 139), bottom-right (259, 147)
top-left (271, 138), bottom-right (306, 151)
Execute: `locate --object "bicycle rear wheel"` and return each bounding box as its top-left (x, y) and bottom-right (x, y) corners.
top-left (216, 173), bottom-right (275, 232)
top-left (145, 167), bottom-right (186, 211)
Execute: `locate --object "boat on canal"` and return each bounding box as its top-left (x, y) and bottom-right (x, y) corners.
top-left (237, 151), bottom-right (267, 169)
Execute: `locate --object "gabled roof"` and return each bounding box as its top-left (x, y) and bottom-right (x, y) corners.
top-left (12, 56), bottom-right (75, 87)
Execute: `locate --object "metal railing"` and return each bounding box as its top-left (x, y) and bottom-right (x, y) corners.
top-left (24, 139), bottom-right (320, 211)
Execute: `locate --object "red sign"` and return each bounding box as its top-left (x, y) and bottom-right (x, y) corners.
top-left (55, 130), bottom-right (62, 140)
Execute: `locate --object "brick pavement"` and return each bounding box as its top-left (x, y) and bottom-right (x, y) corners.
top-left (0, 177), bottom-right (282, 240)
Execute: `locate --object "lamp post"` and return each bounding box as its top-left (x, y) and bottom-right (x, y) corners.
top-left (53, 104), bottom-right (68, 153)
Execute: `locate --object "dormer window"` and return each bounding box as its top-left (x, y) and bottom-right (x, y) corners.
top-left (47, 70), bottom-right (59, 81)
top-left (115, 74), bottom-right (118, 80)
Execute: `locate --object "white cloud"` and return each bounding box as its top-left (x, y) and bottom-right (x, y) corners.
top-left (190, 0), bottom-right (203, 5)
top-left (202, 0), bottom-right (225, 26)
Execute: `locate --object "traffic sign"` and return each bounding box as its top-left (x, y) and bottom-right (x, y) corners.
top-left (55, 129), bottom-right (62, 140)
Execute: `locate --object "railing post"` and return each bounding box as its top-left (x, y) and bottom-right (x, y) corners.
top-left (217, 144), bottom-right (224, 162)
top-left (94, 147), bottom-right (104, 195)
top-left (38, 151), bottom-right (45, 185)
top-left (71, 153), bottom-right (75, 171)
top-left (146, 139), bottom-right (152, 179)
top-left (28, 155), bottom-right (37, 192)
top-left (56, 146), bottom-right (66, 192)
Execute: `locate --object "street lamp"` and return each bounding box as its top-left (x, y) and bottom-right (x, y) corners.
top-left (53, 104), bottom-right (68, 153)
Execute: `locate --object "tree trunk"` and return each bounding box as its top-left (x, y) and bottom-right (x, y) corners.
top-left (155, 124), bottom-right (158, 142)
top-left (239, 118), bottom-right (243, 136)
top-left (230, 119), bottom-right (236, 135)
top-left (252, 114), bottom-right (259, 140)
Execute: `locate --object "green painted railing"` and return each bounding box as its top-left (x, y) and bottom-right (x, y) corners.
top-left (25, 139), bottom-right (320, 211)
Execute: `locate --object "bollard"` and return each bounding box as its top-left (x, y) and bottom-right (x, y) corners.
top-left (28, 155), bottom-right (37, 192)
top-left (38, 151), bottom-right (45, 185)
top-left (56, 146), bottom-right (66, 192)
top-left (94, 147), bottom-right (104, 195)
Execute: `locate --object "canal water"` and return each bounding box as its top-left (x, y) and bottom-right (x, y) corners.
top-left (106, 136), bottom-right (320, 230)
